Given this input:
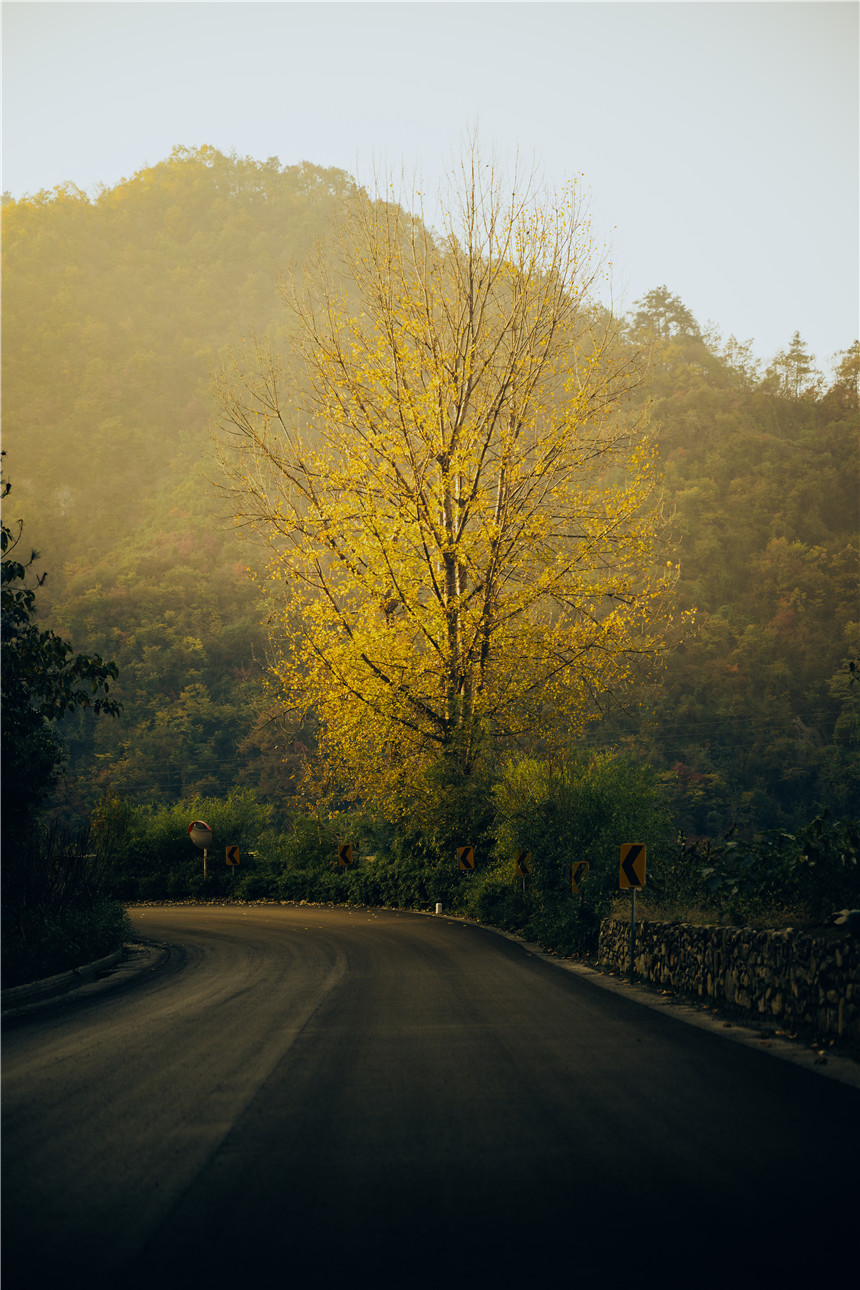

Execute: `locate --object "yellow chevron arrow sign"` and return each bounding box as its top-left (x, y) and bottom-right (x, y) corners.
top-left (619, 843), bottom-right (646, 889)
top-left (457, 846), bottom-right (475, 871)
top-left (571, 860), bottom-right (590, 893)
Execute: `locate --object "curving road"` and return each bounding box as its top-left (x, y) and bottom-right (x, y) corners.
top-left (3, 905), bottom-right (859, 1288)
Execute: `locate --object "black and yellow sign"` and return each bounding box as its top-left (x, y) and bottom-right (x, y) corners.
top-left (457, 846), bottom-right (475, 871)
top-left (515, 851), bottom-right (531, 877)
top-left (571, 860), bottom-right (590, 892)
top-left (619, 843), bottom-right (646, 889)
top-left (338, 843), bottom-right (354, 867)
top-left (226, 845), bottom-right (240, 866)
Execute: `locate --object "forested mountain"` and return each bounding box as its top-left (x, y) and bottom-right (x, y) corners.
top-left (601, 294), bottom-right (859, 832)
top-left (2, 148), bottom-right (857, 834)
top-left (2, 147), bottom-right (357, 809)
top-left (2, 145), bottom-right (354, 575)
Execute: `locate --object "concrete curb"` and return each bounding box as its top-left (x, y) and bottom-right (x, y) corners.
top-left (2, 947), bottom-right (124, 1008)
top-left (1, 942), bottom-right (167, 1018)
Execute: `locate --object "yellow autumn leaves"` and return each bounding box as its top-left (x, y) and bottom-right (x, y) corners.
top-left (215, 148), bottom-right (677, 814)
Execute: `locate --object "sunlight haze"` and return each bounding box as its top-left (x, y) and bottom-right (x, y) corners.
top-left (2, 0), bottom-right (857, 370)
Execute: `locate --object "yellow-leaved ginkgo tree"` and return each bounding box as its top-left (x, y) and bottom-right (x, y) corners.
top-left (215, 146), bottom-right (676, 816)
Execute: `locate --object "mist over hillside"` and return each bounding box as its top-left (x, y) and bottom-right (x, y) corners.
top-left (2, 146), bottom-right (857, 834)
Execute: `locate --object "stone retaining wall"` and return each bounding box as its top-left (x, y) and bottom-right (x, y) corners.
top-left (598, 918), bottom-right (860, 1041)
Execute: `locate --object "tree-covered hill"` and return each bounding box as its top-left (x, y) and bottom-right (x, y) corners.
top-left (2, 147), bottom-right (358, 806)
top-left (1, 151), bottom-right (856, 832)
top-left (1, 145), bottom-right (357, 581)
top-left (599, 291), bottom-right (859, 832)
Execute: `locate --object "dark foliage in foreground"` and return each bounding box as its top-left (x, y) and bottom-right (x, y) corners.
top-left (2, 821), bottom-right (131, 988)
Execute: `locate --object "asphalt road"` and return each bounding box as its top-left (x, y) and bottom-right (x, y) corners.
top-left (3, 905), bottom-right (858, 1289)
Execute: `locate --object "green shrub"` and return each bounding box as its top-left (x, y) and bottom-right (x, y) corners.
top-left (93, 788), bottom-right (281, 900)
top-left (491, 751), bottom-right (672, 954)
top-left (344, 850), bottom-right (455, 909)
top-left (682, 814), bottom-right (860, 924)
top-left (466, 866), bottom-right (529, 931)
top-left (76, 758), bottom-right (856, 954)
top-left (522, 894), bottom-right (598, 957)
top-left (1, 818), bottom-right (133, 986)
top-left (2, 899), bottom-right (132, 988)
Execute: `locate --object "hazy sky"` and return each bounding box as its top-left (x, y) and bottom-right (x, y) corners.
top-left (2, 1), bottom-right (857, 372)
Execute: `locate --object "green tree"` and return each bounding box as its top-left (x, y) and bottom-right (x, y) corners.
top-left (629, 285), bottom-right (701, 340)
top-left (628, 285), bottom-right (701, 341)
top-left (821, 340), bottom-right (859, 414)
top-left (1, 467), bottom-right (121, 849)
top-left (765, 330), bottom-right (821, 400)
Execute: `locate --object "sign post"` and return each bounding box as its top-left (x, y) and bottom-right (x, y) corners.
top-left (188, 820), bottom-right (214, 879)
top-left (629, 887), bottom-right (636, 982)
top-left (226, 846), bottom-right (240, 883)
top-left (619, 844), bottom-right (646, 982)
top-left (515, 851), bottom-right (531, 893)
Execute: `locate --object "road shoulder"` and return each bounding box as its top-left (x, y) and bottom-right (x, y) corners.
top-left (461, 915), bottom-right (860, 1091)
